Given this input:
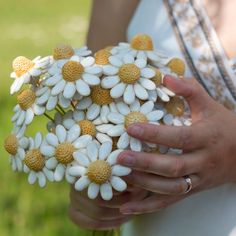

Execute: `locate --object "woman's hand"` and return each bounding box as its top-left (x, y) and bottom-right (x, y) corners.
top-left (69, 185), bottom-right (148, 230)
top-left (117, 75), bottom-right (236, 215)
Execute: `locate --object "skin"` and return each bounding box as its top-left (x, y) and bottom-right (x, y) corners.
top-left (69, 0), bottom-right (236, 229)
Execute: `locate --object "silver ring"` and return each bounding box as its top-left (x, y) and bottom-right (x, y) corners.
top-left (183, 176), bottom-right (192, 194)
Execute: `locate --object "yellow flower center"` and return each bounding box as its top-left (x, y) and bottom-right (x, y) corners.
top-left (62, 61), bottom-right (84, 82)
top-left (4, 134), bottom-right (18, 155)
top-left (166, 58), bottom-right (186, 76)
top-left (53, 44), bottom-right (74, 60)
top-left (12, 56), bottom-right (35, 77)
top-left (151, 68), bottom-right (163, 86)
top-left (165, 97), bottom-right (185, 116)
top-left (78, 120), bottom-right (96, 137)
top-left (91, 85), bottom-right (113, 105)
top-left (119, 64), bottom-right (141, 84)
top-left (55, 142), bottom-right (75, 164)
top-left (17, 89), bottom-right (36, 110)
top-left (87, 160), bottom-right (112, 184)
top-left (130, 34), bottom-right (154, 51)
top-left (24, 149), bottom-right (45, 171)
top-left (125, 112), bottom-right (148, 129)
top-left (95, 49), bottom-right (111, 65)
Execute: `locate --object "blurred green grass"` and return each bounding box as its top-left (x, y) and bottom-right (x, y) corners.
top-left (0, 1), bottom-right (112, 235)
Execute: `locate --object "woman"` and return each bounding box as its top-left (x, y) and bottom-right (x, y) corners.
top-left (69, 0), bottom-right (236, 235)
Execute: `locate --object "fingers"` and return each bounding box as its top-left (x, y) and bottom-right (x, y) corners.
top-left (70, 187), bottom-right (125, 220)
top-left (127, 123), bottom-right (207, 150)
top-left (69, 205), bottom-right (132, 230)
top-left (119, 192), bottom-right (194, 215)
top-left (118, 150), bottom-right (204, 178)
top-left (163, 75), bottom-right (215, 120)
top-left (123, 171), bottom-right (200, 195)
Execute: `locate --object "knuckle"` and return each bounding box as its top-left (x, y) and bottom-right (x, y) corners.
top-left (171, 158), bottom-right (185, 177)
top-left (178, 127), bottom-right (192, 149)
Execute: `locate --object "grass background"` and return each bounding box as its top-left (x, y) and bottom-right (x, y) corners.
top-left (0, 1), bottom-right (115, 235)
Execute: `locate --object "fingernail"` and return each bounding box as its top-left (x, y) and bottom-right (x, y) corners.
top-left (118, 155), bottom-right (134, 166)
top-left (128, 124), bottom-right (144, 137)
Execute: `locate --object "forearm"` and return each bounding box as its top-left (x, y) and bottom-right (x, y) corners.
top-left (87, 0), bottom-right (139, 52)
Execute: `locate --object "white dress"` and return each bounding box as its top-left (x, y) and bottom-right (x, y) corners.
top-left (122, 0), bottom-right (236, 235)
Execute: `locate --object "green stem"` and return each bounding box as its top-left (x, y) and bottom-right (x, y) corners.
top-left (44, 113), bottom-right (54, 122)
top-left (57, 104), bottom-right (66, 114)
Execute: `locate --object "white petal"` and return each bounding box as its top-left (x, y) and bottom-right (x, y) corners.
top-left (107, 112), bottom-right (124, 124)
top-left (124, 84), bottom-right (135, 105)
top-left (11, 76), bottom-right (25, 94)
top-left (45, 74), bottom-right (61, 86)
top-left (65, 172), bottom-right (76, 184)
top-left (109, 103), bottom-right (118, 113)
top-left (106, 149), bottom-right (123, 166)
top-left (87, 104), bottom-right (100, 120)
top-left (116, 102), bottom-right (130, 115)
top-left (56, 125), bottom-right (67, 143)
top-left (34, 132), bottom-right (42, 149)
top-left (110, 176), bottom-right (127, 192)
top-left (112, 165), bottom-right (131, 176)
top-left (103, 65), bottom-right (119, 75)
top-left (63, 118), bottom-right (75, 130)
top-left (29, 68), bottom-right (41, 76)
top-left (73, 151), bottom-right (90, 166)
top-left (82, 73), bottom-right (100, 85)
top-left (160, 86), bottom-right (175, 96)
top-left (28, 171), bottom-right (37, 184)
top-left (101, 76), bottom-right (120, 89)
top-left (19, 137), bottom-right (29, 149)
top-left (87, 142), bottom-right (98, 162)
top-left (123, 54), bottom-right (134, 64)
top-left (147, 110), bottom-right (164, 121)
top-left (84, 66), bottom-right (102, 74)
top-left (46, 133), bottom-right (59, 147)
top-left (81, 56), bottom-right (95, 67)
top-left (134, 83), bottom-right (148, 100)
top-left (107, 125), bottom-right (125, 137)
top-left (75, 176), bottom-right (90, 191)
top-left (96, 124), bottom-right (114, 133)
top-left (46, 95), bottom-right (58, 111)
top-left (147, 51), bottom-right (160, 61)
top-left (99, 142), bottom-right (112, 160)
top-left (100, 183), bottom-right (113, 201)
top-left (156, 87), bottom-right (170, 102)
top-left (73, 110), bottom-right (85, 121)
top-left (37, 89), bottom-right (50, 104)
top-left (59, 94), bottom-right (71, 108)
top-left (130, 99), bottom-right (141, 112)
top-left (141, 68), bottom-right (156, 78)
top-left (68, 166), bottom-right (86, 176)
top-left (76, 97), bottom-right (92, 110)
top-left (25, 109), bottom-right (34, 125)
top-left (148, 90), bottom-right (158, 102)
top-left (54, 164), bottom-right (65, 182)
top-left (140, 101), bottom-right (154, 114)
top-left (36, 87), bottom-right (48, 96)
top-left (40, 145), bottom-right (55, 157)
top-left (17, 110), bottom-right (25, 126)
top-left (139, 78), bottom-right (156, 90)
top-left (117, 132), bottom-right (130, 149)
top-left (109, 56), bottom-right (123, 67)
top-left (137, 51), bottom-right (147, 60)
top-left (51, 79), bottom-right (66, 96)
top-left (163, 114), bottom-right (174, 125)
top-left (88, 183), bottom-right (100, 199)
top-left (67, 124), bottom-right (81, 143)
top-left (43, 167), bottom-right (54, 182)
top-left (63, 82), bottom-right (76, 99)
top-left (38, 172), bottom-right (47, 187)
top-left (100, 105), bottom-right (109, 123)
top-left (16, 157), bottom-right (23, 171)
top-left (135, 58), bottom-right (147, 68)
top-left (110, 83), bottom-right (126, 98)
top-left (96, 133), bottom-right (112, 143)
top-left (130, 137), bottom-right (142, 151)
top-left (76, 79), bottom-right (90, 96)
top-left (32, 104), bottom-right (45, 115)
top-left (73, 135), bottom-right (92, 149)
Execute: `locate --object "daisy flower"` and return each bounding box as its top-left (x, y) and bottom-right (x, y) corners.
top-left (10, 55), bottom-right (50, 94)
top-left (22, 133), bottom-right (54, 187)
top-left (40, 124), bottom-right (92, 183)
top-left (105, 100), bottom-right (164, 151)
top-left (101, 54), bottom-right (156, 104)
top-left (148, 67), bottom-right (176, 102)
top-left (12, 88), bottom-right (46, 128)
top-left (69, 141), bottom-right (131, 201)
top-left (111, 34), bottom-right (167, 63)
top-left (4, 133), bottom-right (29, 172)
top-left (45, 56), bottom-right (102, 100)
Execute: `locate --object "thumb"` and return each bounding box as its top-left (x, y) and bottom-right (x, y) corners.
top-left (163, 75), bottom-right (215, 119)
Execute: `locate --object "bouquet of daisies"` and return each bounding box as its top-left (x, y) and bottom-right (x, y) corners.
top-left (4, 34), bottom-right (191, 203)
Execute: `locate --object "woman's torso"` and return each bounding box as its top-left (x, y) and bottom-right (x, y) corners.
top-left (123, 0), bottom-right (236, 235)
